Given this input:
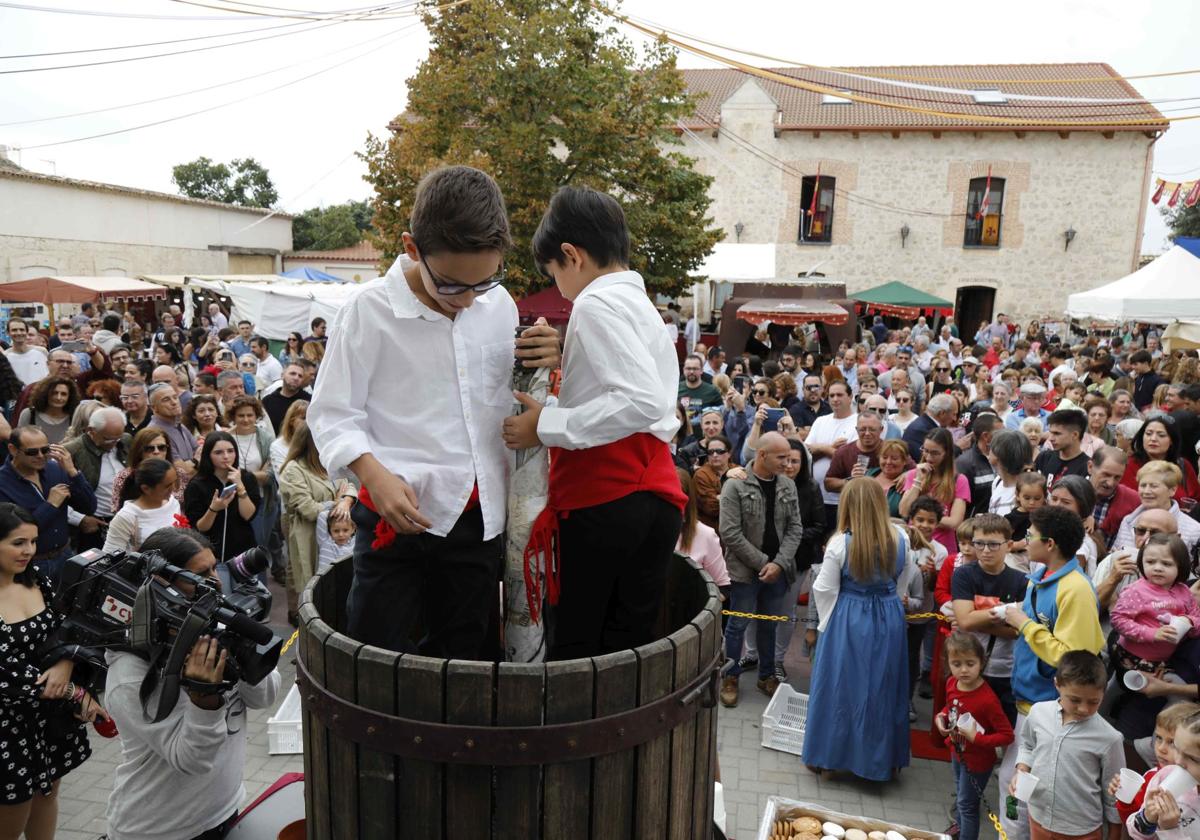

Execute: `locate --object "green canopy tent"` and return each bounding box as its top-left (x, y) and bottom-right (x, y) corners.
top-left (852, 281), bottom-right (954, 320)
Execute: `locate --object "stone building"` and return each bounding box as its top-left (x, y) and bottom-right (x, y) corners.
top-left (0, 148), bottom-right (293, 282)
top-left (676, 63), bottom-right (1166, 327)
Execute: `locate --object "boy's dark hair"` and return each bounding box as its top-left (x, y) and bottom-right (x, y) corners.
top-left (238, 319), bottom-right (252, 328)
top-left (707, 345), bottom-right (723, 361)
top-left (310, 317), bottom-right (326, 330)
top-left (972, 412), bottom-right (1002, 439)
top-left (532, 186), bottom-right (630, 271)
top-left (103, 314), bottom-right (121, 331)
top-left (972, 512), bottom-right (1013, 540)
top-left (1054, 650), bottom-right (1106, 689)
top-left (1015, 470), bottom-right (1047, 495)
top-left (1046, 409), bottom-right (1086, 437)
top-left (909, 495), bottom-right (943, 522)
top-left (1130, 349), bottom-right (1153, 366)
top-left (1029, 505), bottom-right (1085, 560)
top-left (410, 165), bottom-right (512, 256)
top-left (1137, 533), bottom-right (1191, 583)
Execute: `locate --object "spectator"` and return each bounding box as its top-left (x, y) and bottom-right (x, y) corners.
top-left (1090, 446), bottom-right (1139, 547)
top-left (718, 432), bottom-right (803, 706)
top-left (250, 336), bottom-right (283, 386)
top-left (899, 427), bottom-right (970, 553)
top-left (260, 363), bottom-right (310, 435)
top-left (17, 375), bottom-right (79, 446)
top-left (678, 354), bottom-right (721, 415)
top-left (0, 427), bottom-right (96, 582)
top-left (269, 400), bottom-right (308, 476)
top-left (927, 358), bottom-right (956, 401)
top-left (103, 527), bottom-right (280, 840)
top-left (280, 421), bottom-right (354, 605)
top-left (237, 355), bottom-right (259, 396)
top-left (1083, 396), bottom-right (1115, 451)
top-left (825, 411), bottom-right (887, 503)
top-left (675, 467), bottom-right (731, 603)
top-left (183, 431), bottom-right (260, 562)
top-left (183, 394), bottom-right (222, 442)
top-left (1035, 409), bottom-right (1090, 488)
top-left (1047, 474), bottom-right (1101, 575)
top-left (1130, 350), bottom-right (1164, 411)
top-left (999, 506), bottom-right (1105, 840)
top-left (192, 372), bottom-right (218, 398)
top-left (228, 320), bottom-right (254, 358)
top-left (63, 406), bottom-right (129, 550)
top-left (891, 388), bottom-right (919, 432)
top-left (791, 373), bottom-right (831, 432)
top-left (867, 439), bottom-right (911, 517)
top-left (878, 346), bottom-right (927, 399)
top-left (1113, 461), bottom-right (1200, 553)
top-left (300, 340), bottom-right (324, 372)
top-left (207, 302), bottom-right (229, 331)
top-left (808, 380), bottom-right (858, 527)
top-left (0, 502), bottom-right (106, 838)
top-left (119, 381), bottom-right (151, 437)
top-left (988, 429), bottom-right (1033, 516)
top-left (279, 331), bottom-right (304, 367)
top-left (1005, 381), bottom-right (1051, 434)
top-left (692, 434), bottom-right (732, 529)
top-left (304, 316), bottom-right (327, 346)
top-left (903, 392), bottom-right (958, 462)
top-left (804, 478), bottom-right (914, 781)
top-left (102, 458), bottom-right (181, 553)
top-left (1121, 416), bottom-right (1200, 502)
top-left (4, 317), bottom-right (48, 386)
top-left (145, 383), bottom-right (197, 478)
top-left (958, 412), bottom-right (1002, 516)
top-left (215, 370), bottom-right (245, 413)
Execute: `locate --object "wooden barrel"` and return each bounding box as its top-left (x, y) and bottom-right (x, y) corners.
top-left (296, 553), bottom-right (722, 839)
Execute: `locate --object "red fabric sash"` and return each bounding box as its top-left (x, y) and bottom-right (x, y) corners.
top-left (523, 432), bottom-right (686, 622)
top-left (359, 481), bottom-right (478, 550)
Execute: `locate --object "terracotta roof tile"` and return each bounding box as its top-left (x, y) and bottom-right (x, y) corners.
top-left (678, 63), bottom-right (1166, 132)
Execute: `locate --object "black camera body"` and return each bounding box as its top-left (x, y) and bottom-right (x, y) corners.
top-left (54, 547), bottom-right (281, 721)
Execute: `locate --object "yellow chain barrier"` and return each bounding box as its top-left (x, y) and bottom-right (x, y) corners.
top-left (280, 629), bottom-right (300, 656)
top-left (721, 610), bottom-right (953, 623)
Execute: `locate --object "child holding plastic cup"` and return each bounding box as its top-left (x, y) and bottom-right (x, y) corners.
top-left (1110, 703), bottom-right (1200, 823)
top-left (1012, 650), bottom-right (1124, 840)
top-left (1111, 534), bottom-right (1200, 691)
top-left (935, 631), bottom-right (1015, 840)
top-left (1127, 708), bottom-right (1200, 840)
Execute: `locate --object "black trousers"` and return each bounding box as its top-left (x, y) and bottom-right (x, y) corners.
top-left (547, 491), bottom-right (683, 661)
top-left (345, 503), bottom-right (502, 659)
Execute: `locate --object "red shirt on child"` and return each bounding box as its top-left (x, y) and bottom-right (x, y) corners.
top-left (1116, 767), bottom-right (1160, 824)
top-left (939, 678), bottom-right (1015, 772)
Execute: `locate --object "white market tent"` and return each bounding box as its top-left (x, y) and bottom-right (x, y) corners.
top-left (1066, 246), bottom-right (1200, 323)
top-left (141, 274), bottom-right (375, 340)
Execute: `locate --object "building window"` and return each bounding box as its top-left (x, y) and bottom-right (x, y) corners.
top-left (964, 175), bottom-right (1005, 247)
top-left (799, 175), bottom-right (835, 243)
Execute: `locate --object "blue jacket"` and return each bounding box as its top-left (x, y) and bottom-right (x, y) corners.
top-left (0, 460), bottom-right (97, 553)
top-left (1011, 559), bottom-right (1104, 709)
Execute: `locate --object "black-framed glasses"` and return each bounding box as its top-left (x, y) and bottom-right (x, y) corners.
top-left (753, 389), bottom-right (769, 396)
top-left (21, 446), bottom-right (51, 456)
top-left (419, 252), bottom-right (505, 296)
top-left (804, 384), bottom-right (821, 390)
top-left (972, 540), bottom-right (1005, 551)
top-left (936, 367), bottom-right (951, 373)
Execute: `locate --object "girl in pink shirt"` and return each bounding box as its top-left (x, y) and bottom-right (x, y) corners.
top-left (1111, 534), bottom-right (1200, 675)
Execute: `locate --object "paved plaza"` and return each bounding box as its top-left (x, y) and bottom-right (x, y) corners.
top-left (56, 592), bottom-right (959, 840)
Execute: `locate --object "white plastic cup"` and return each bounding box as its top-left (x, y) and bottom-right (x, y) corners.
top-left (991, 604), bottom-right (1009, 621)
top-left (1170, 616), bottom-right (1193, 638)
top-left (1116, 768), bottom-right (1145, 804)
top-left (1124, 671), bottom-right (1149, 691)
top-left (1161, 766), bottom-right (1197, 799)
top-left (1014, 770), bottom-right (1039, 802)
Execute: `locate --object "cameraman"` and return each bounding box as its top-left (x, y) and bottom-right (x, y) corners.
top-left (103, 528), bottom-right (280, 840)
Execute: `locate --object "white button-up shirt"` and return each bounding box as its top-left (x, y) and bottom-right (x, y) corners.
top-left (537, 271), bottom-right (680, 450)
top-left (309, 256), bottom-right (516, 539)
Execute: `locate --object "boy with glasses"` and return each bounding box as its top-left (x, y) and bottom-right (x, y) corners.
top-left (309, 166), bottom-right (560, 659)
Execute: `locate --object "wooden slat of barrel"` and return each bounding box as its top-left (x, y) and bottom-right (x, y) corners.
top-left (590, 650), bottom-right (638, 840)
top-left (445, 661), bottom-right (495, 837)
top-left (691, 595), bottom-right (721, 839)
top-left (542, 659), bottom-right (594, 837)
top-left (667, 623), bottom-right (700, 840)
top-left (396, 655), bottom-right (445, 840)
top-left (301, 609), bottom-right (331, 840)
top-left (634, 638), bottom-right (675, 838)
top-left (324, 633), bottom-right (362, 840)
top-left (494, 663), bottom-right (545, 840)
top-left (355, 646), bottom-right (400, 840)
top-left (314, 564), bottom-right (337, 627)
top-left (331, 556), bottom-right (353, 632)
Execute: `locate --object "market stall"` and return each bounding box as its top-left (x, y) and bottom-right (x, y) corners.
top-left (852, 281), bottom-right (954, 320)
top-left (1066, 245), bottom-right (1200, 323)
top-left (516, 284), bottom-right (572, 326)
top-left (0, 275), bottom-right (167, 305)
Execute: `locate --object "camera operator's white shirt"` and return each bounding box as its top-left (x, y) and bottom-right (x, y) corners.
top-left (104, 650), bottom-right (280, 840)
top-left (309, 256), bottom-right (516, 539)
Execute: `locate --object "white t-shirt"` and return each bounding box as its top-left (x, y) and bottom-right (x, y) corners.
top-left (808, 412), bottom-right (859, 505)
top-left (989, 476), bottom-right (1017, 516)
top-left (233, 432), bottom-right (264, 474)
top-left (5, 346), bottom-right (48, 385)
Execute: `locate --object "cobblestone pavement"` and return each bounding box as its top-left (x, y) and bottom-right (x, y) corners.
top-left (56, 608), bottom-right (958, 839)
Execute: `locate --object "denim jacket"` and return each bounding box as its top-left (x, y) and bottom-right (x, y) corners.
top-left (718, 470), bottom-right (804, 585)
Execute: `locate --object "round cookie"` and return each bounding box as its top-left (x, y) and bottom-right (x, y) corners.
top-left (793, 817), bottom-right (824, 835)
top-left (846, 829), bottom-right (869, 840)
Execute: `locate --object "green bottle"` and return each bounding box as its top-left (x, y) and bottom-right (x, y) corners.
top-left (1006, 795), bottom-right (1018, 820)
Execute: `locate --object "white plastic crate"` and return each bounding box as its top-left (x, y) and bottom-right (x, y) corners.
top-left (760, 682), bottom-right (808, 755)
top-left (758, 797), bottom-right (950, 840)
top-left (267, 682), bottom-right (303, 755)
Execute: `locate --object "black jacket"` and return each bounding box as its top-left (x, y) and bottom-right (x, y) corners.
top-left (955, 445), bottom-right (996, 517)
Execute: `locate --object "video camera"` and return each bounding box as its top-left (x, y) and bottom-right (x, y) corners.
top-left (53, 546), bottom-right (282, 722)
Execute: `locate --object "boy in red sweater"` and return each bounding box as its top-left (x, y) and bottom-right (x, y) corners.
top-left (936, 631), bottom-right (1016, 840)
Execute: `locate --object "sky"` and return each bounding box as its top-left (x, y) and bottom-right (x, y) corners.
top-left (1, 0), bottom-right (1198, 253)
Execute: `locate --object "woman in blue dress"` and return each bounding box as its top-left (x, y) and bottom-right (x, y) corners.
top-left (803, 477), bottom-right (916, 780)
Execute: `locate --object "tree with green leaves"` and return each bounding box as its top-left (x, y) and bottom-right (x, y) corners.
top-left (1163, 201), bottom-right (1200, 240)
top-left (171, 156), bottom-right (278, 208)
top-left (292, 200), bottom-right (374, 251)
top-left (362, 0), bottom-right (720, 296)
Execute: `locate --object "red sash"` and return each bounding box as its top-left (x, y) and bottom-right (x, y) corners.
top-left (523, 432), bottom-right (686, 621)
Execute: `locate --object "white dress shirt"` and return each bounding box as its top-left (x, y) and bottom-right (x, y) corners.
top-left (309, 256), bottom-right (516, 539)
top-left (255, 353), bottom-right (283, 386)
top-left (538, 271), bottom-right (680, 450)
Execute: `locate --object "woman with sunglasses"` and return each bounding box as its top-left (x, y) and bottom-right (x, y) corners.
top-left (1121, 415), bottom-right (1200, 503)
top-left (925, 360), bottom-right (955, 403)
top-left (110, 427), bottom-right (183, 513)
top-left (278, 331), bottom-right (304, 367)
top-left (890, 389), bottom-right (918, 434)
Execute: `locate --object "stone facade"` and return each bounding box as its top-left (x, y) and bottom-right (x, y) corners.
top-left (678, 78), bottom-right (1155, 323)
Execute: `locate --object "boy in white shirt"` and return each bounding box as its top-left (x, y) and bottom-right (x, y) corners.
top-left (309, 166), bottom-right (560, 658)
top-left (502, 187), bottom-right (686, 660)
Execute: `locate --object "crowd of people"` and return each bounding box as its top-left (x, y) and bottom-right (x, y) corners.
top-left (674, 312), bottom-right (1200, 840)
top-left (0, 302), bottom-right (345, 839)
